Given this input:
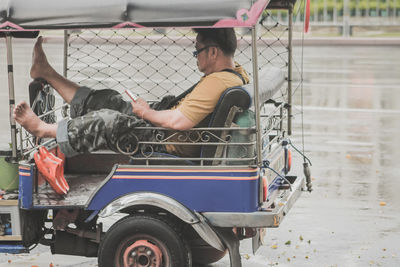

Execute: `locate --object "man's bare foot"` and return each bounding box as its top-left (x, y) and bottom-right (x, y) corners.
top-left (30, 37), bottom-right (54, 80)
top-left (13, 101), bottom-right (56, 138)
top-left (28, 37), bottom-right (80, 104)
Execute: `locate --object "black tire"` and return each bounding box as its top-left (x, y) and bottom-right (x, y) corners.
top-left (183, 225), bottom-right (226, 265)
top-left (191, 244), bottom-right (227, 265)
top-left (188, 234), bottom-right (227, 265)
top-left (98, 214), bottom-right (192, 267)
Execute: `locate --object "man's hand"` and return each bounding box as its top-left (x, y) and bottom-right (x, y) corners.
top-left (130, 98), bottom-right (195, 130)
top-left (131, 98), bottom-right (151, 119)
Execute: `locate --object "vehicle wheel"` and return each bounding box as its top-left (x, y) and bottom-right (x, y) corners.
top-left (98, 214), bottom-right (191, 267)
top-left (190, 237), bottom-right (227, 265)
top-left (184, 226), bottom-right (226, 265)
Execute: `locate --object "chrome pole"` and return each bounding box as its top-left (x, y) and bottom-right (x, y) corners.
top-left (62, 30), bottom-right (69, 117)
top-left (287, 4), bottom-right (293, 135)
top-left (250, 26), bottom-right (262, 167)
top-left (5, 34), bottom-right (18, 159)
top-left (63, 30), bottom-right (69, 77)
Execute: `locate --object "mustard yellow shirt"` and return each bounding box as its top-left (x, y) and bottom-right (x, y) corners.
top-left (166, 64), bottom-right (250, 157)
top-left (177, 65), bottom-right (249, 124)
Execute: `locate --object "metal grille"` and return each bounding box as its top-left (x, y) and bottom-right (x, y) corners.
top-left (258, 12), bottom-right (291, 103)
top-left (18, 17), bottom-right (301, 163)
top-left (66, 26), bottom-right (290, 102)
top-left (68, 29), bottom-right (200, 100)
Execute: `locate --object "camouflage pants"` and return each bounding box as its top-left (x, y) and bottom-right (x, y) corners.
top-left (56, 87), bottom-right (156, 157)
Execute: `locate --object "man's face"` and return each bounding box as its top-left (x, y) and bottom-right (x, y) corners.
top-left (195, 35), bottom-right (210, 74)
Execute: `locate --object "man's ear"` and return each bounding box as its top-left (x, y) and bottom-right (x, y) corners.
top-left (210, 46), bottom-right (219, 59)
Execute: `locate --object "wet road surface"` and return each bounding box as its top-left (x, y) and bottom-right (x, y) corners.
top-left (0, 39), bottom-right (399, 266)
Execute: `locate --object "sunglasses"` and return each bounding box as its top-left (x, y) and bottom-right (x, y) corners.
top-left (192, 45), bottom-right (217, 58)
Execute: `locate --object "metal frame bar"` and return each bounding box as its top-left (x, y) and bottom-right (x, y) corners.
top-left (22, 139), bottom-right (57, 156)
top-left (287, 4), bottom-right (293, 135)
top-left (251, 25), bottom-right (265, 206)
top-left (5, 35), bottom-right (18, 159)
top-left (63, 30), bottom-right (69, 77)
top-left (62, 30), bottom-right (70, 118)
top-left (136, 141), bottom-right (255, 146)
top-left (261, 114), bottom-right (288, 139)
top-left (133, 126), bottom-right (255, 131)
top-left (262, 134), bottom-right (281, 155)
top-left (251, 26), bottom-right (262, 167)
top-left (260, 102), bottom-right (285, 118)
top-left (130, 156), bottom-right (257, 162)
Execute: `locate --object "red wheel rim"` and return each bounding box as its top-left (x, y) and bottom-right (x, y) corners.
top-left (123, 240), bottom-right (162, 266)
top-left (115, 235), bottom-right (170, 267)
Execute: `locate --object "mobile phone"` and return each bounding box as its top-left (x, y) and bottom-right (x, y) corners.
top-left (125, 89), bottom-right (138, 102)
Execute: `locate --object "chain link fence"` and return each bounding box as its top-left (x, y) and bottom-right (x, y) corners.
top-left (19, 14), bottom-right (301, 163)
top-left (66, 22), bottom-right (291, 103)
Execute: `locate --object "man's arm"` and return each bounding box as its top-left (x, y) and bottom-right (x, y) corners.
top-left (131, 98), bottom-right (196, 130)
top-left (144, 108), bottom-right (196, 130)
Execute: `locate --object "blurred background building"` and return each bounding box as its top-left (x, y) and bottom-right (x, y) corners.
top-left (265, 0), bottom-right (400, 37)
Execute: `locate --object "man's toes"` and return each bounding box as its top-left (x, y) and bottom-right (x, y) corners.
top-left (15, 102), bottom-right (24, 110)
top-left (15, 101), bottom-right (28, 114)
top-left (14, 110), bottom-right (22, 119)
top-left (20, 101), bottom-right (28, 109)
top-left (35, 36), bottom-right (43, 48)
top-left (15, 105), bottom-right (22, 113)
top-left (13, 108), bottom-right (21, 121)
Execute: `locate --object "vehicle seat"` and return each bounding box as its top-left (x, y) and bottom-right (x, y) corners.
top-left (200, 86), bottom-right (251, 165)
top-left (200, 66), bottom-right (285, 165)
top-left (129, 86), bottom-right (251, 166)
top-left (129, 66), bottom-right (285, 166)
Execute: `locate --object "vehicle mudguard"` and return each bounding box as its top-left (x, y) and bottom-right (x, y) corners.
top-left (97, 192), bottom-right (225, 252)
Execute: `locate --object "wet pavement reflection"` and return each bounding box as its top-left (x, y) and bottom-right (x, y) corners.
top-left (212, 45), bottom-right (400, 267)
top-left (239, 45), bottom-right (400, 267)
top-left (0, 40), bottom-right (399, 266)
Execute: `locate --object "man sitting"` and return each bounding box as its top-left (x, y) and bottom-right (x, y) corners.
top-left (14, 28), bottom-right (249, 158)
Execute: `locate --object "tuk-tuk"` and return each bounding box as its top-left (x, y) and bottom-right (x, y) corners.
top-left (0, 0), bottom-right (311, 266)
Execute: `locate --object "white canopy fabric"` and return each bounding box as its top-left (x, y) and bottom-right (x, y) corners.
top-left (0, 0), bottom-right (274, 31)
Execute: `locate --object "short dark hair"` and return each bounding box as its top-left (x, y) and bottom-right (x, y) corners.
top-left (194, 28), bottom-right (237, 57)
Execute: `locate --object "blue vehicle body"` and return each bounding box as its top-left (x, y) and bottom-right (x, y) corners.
top-left (18, 164), bottom-right (261, 213)
top-left (87, 166), bottom-right (259, 213)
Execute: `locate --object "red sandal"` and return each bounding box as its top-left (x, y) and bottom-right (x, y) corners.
top-left (39, 147), bottom-right (69, 192)
top-left (34, 147), bottom-right (68, 195)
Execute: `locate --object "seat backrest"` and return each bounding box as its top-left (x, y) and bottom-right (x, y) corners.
top-left (200, 66), bottom-right (285, 165)
top-left (244, 66), bottom-right (285, 107)
top-left (200, 86), bottom-right (251, 164)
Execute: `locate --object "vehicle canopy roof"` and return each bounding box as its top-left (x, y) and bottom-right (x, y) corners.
top-left (0, 0), bottom-right (279, 32)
